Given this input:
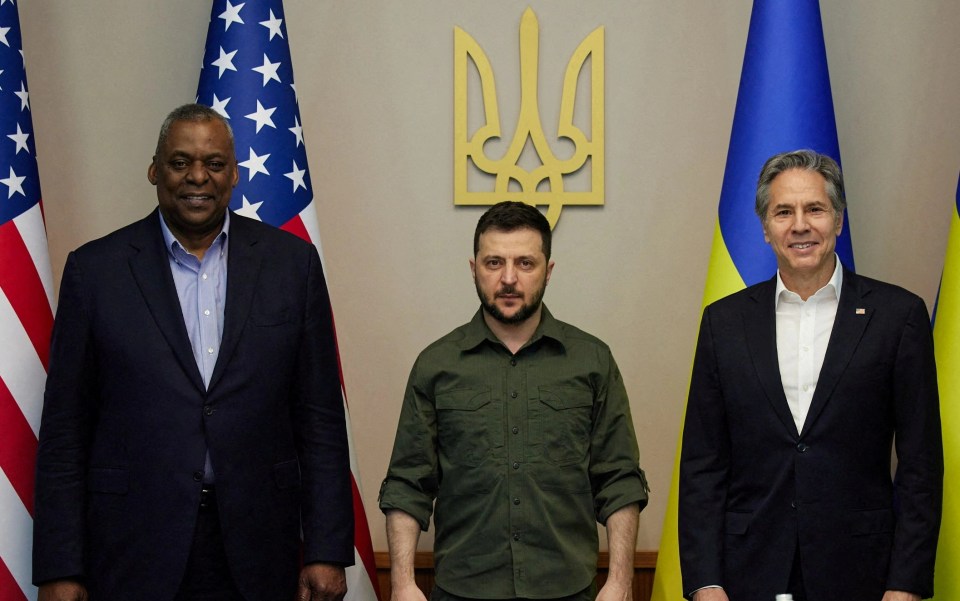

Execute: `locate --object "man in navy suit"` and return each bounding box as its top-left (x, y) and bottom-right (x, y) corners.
top-left (33, 104), bottom-right (353, 601)
top-left (679, 150), bottom-right (942, 601)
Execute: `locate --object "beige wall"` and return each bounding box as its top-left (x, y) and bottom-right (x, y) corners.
top-left (20, 1), bottom-right (960, 553)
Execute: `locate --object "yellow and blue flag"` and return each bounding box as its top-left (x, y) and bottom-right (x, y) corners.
top-left (651, 1), bottom-right (854, 599)
top-left (932, 177), bottom-right (960, 600)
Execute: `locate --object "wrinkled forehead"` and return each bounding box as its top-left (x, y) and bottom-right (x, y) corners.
top-left (477, 227), bottom-right (546, 257)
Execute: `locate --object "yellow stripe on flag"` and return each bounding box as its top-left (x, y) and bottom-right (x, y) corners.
top-left (650, 220), bottom-right (746, 601)
top-left (932, 209), bottom-right (960, 601)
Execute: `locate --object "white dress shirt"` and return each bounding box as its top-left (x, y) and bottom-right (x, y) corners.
top-left (775, 255), bottom-right (843, 432)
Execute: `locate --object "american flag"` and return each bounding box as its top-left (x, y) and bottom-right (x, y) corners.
top-left (0, 3), bottom-right (53, 601)
top-left (196, 1), bottom-right (380, 599)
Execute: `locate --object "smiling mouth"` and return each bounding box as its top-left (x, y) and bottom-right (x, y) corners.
top-left (790, 242), bottom-right (816, 249)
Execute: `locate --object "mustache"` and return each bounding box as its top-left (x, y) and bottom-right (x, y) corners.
top-left (495, 285), bottom-right (520, 297)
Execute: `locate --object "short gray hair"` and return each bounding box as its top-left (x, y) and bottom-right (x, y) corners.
top-left (154, 103), bottom-right (234, 157)
top-left (755, 149), bottom-right (845, 223)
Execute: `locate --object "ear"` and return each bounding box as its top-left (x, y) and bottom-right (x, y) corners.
top-left (231, 160), bottom-right (239, 187)
top-left (469, 257), bottom-right (477, 280)
top-left (834, 210), bottom-right (844, 236)
top-left (147, 159), bottom-right (158, 185)
top-left (545, 259), bottom-right (555, 284)
top-left (761, 219), bottom-right (771, 244)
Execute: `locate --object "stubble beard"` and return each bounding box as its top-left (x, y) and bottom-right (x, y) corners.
top-left (475, 280), bottom-right (547, 326)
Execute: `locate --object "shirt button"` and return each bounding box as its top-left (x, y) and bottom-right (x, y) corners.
top-left (204, 309), bottom-right (211, 316)
top-left (513, 533), bottom-right (520, 541)
top-left (207, 347), bottom-right (214, 354)
top-left (512, 461), bottom-right (520, 470)
top-left (510, 359), bottom-right (517, 366)
top-left (513, 497), bottom-right (520, 505)
top-left (202, 273), bottom-right (208, 280)
top-left (204, 405), bottom-right (214, 416)
top-left (510, 391), bottom-right (518, 399)
top-left (193, 471), bottom-right (204, 482)
top-left (512, 427), bottom-right (519, 435)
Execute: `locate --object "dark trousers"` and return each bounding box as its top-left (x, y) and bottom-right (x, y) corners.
top-left (431, 583), bottom-right (596, 601)
top-left (174, 487), bottom-right (245, 601)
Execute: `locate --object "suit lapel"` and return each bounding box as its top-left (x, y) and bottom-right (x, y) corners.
top-left (208, 213), bottom-right (263, 391)
top-left (744, 278), bottom-right (801, 439)
top-left (801, 269), bottom-right (872, 435)
top-left (128, 210), bottom-right (206, 393)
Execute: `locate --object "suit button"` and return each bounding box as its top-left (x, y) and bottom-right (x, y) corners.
top-left (791, 500), bottom-right (797, 509)
top-left (513, 533), bottom-right (520, 541)
top-left (193, 471), bottom-right (203, 482)
top-left (796, 443), bottom-right (809, 453)
top-left (204, 405), bottom-right (214, 416)
top-left (512, 462), bottom-right (520, 469)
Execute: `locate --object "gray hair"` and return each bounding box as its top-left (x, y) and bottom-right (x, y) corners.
top-left (154, 103), bottom-right (234, 157)
top-left (755, 149), bottom-right (845, 224)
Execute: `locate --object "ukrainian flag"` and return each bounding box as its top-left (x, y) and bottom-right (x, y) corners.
top-left (932, 178), bottom-right (960, 600)
top-left (650, 1), bottom-right (855, 598)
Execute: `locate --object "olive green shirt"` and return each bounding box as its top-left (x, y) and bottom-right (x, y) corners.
top-left (379, 306), bottom-right (648, 599)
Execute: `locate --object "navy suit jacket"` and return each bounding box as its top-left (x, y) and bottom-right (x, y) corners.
top-left (33, 210), bottom-right (354, 600)
top-left (679, 269), bottom-right (942, 601)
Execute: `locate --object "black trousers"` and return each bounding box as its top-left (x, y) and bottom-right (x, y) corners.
top-left (174, 487), bottom-right (245, 601)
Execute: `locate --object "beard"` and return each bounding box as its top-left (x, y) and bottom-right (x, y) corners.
top-left (475, 279), bottom-right (547, 325)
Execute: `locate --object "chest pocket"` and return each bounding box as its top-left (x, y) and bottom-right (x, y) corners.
top-left (435, 387), bottom-right (500, 467)
top-left (538, 386), bottom-right (594, 465)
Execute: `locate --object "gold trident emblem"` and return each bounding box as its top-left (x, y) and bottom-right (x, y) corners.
top-left (454, 8), bottom-right (605, 229)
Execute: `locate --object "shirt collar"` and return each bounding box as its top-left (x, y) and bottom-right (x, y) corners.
top-left (457, 304), bottom-right (566, 352)
top-left (158, 210), bottom-right (230, 257)
top-left (775, 253), bottom-right (843, 307)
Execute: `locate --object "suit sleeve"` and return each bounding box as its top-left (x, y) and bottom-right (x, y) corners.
top-left (886, 297), bottom-right (943, 596)
top-left (295, 247), bottom-right (355, 566)
top-left (678, 306), bottom-right (730, 598)
top-left (33, 252), bottom-right (97, 585)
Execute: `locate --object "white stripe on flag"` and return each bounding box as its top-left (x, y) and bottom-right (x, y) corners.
top-left (344, 546), bottom-right (377, 601)
top-left (298, 200), bottom-right (327, 269)
top-left (0, 470), bottom-right (36, 600)
top-left (0, 286), bottom-right (46, 436)
top-left (13, 204), bottom-right (55, 311)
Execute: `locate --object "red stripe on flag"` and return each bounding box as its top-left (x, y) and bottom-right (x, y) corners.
top-left (0, 219), bottom-right (53, 369)
top-left (0, 558), bottom-right (28, 601)
top-left (0, 376), bottom-right (37, 517)
top-left (351, 474), bottom-right (381, 598)
top-left (279, 214), bottom-right (311, 244)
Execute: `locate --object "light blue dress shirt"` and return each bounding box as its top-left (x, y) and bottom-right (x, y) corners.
top-left (159, 211), bottom-right (229, 482)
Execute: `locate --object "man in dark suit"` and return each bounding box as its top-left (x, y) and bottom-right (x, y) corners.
top-left (33, 104), bottom-right (353, 601)
top-left (679, 150), bottom-right (942, 601)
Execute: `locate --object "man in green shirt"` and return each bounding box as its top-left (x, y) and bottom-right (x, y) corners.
top-left (379, 201), bottom-right (649, 601)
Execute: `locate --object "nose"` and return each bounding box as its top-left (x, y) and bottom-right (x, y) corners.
top-left (791, 210), bottom-right (809, 232)
top-left (186, 162), bottom-right (208, 185)
top-left (501, 263), bottom-right (518, 285)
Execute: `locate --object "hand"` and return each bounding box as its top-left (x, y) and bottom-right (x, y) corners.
top-left (692, 588), bottom-right (729, 601)
top-left (881, 591), bottom-right (921, 601)
top-left (596, 579), bottom-right (632, 601)
top-left (38, 580), bottom-right (88, 601)
top-left (295, 563), bottom-right (346, 601)
top-left (390, 581), bottom-right (428, 601)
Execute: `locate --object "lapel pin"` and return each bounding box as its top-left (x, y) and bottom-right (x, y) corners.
top-left (855, 308), bottom-right (866, 315)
